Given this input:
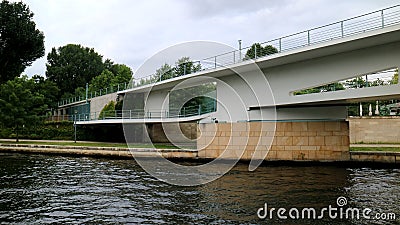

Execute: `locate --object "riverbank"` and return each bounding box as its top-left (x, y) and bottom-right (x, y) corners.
top-left (0, 139), bottom-right (179, 149)
top-left (0, 142), bottom-right (197, 159)
top-left (1, 141), bottom-right (399, 165)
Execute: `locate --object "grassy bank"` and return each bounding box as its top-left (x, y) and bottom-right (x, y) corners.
top-left (350, 147), bottom-right (400, 152)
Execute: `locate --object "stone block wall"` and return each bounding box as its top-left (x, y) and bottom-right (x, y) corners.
top-left (349, 117), bottom-right (400, 143)
top-left (197, 121), bottom-right (350, 161)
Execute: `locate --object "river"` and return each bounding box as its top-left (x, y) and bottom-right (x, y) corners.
top-left (0, 153), bottom-right (398, 224)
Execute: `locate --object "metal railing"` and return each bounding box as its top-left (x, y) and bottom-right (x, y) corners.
top-left (58, 82), bottom-right (133, 106)
top-left (59, 5), bottom-right (400, 107)
top-left (58, 101), bottom-right (217, 122)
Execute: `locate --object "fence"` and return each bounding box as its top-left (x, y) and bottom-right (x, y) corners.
top-left (56, 101), bottom-right (217, 122)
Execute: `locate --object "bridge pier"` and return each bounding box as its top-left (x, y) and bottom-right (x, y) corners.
top-left (197, 120), bottom-right (350, 161)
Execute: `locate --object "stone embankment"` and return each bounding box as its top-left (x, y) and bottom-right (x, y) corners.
top-left (0, 143), bottom-right (197, 159)
top-left (1, 143), bottom-right (399, 165)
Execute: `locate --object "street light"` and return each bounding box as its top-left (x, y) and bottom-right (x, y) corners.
top-left (74, 109), bottom-right (78, 143)
top-left (238, 40), bottom-right (242, 61)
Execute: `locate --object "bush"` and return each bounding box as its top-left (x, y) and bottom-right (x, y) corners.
top-left (99, 101), bottom-right (116, 119)
top-left (0, 119), bottom-right (125, 142)
top-left (0, 121), bottom-right (74, 140)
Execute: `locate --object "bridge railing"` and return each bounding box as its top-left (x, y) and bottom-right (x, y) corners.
top-left (72, 101), bottom-right (217, 122)
top-left (57, 82), bottom-right (134, 106)
top-left (59, 5), bottom-right (400, 107)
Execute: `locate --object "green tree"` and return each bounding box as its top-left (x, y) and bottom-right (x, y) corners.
top-left (99, 101), bottom-right (116, 119)
top-left (345, 77), bottom-right (367, 88)
top-left (46, 44), bottom-right (105, 95)
top-left (31, 75), bottom-right (60, 110)
top-left (0, 76), bottom-right (47, 141)
top-left (346, 75), bottom-right (389, 88)
top-left (169, 83), bottom-right (216, 116)
top-left (137, 57), bottom-right (201, 86)
top-left (390, 69), bottom-right (398, 85)
top-left (155, 63), bottom-right (175, 81)
top-left (370, 78), bottom-right (385, 87)
top-left (74, 87), bottom-right (86, 100)
top-left (245, 43), bottom-right (278, 59)
top-left (174, 57), bottom-right (201, 77)
top-left (108, 63), bottom-right (133, 85)
top-left (87, 64), bottom-right (133, 93)
top-left (294, 82), bottom-right (345, 95)
top-left (89, 69), bottom-right (114, 92)
top-left (264, 45), bottom-right (279, 55)
top-left (0, 0), bottom-right (45, 83)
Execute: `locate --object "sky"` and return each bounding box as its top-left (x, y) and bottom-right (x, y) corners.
top-left (20, 0), bottom-right (400, 78)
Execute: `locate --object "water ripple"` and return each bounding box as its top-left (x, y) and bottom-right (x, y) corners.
top-left (0, 153), bottom-right (398, 224)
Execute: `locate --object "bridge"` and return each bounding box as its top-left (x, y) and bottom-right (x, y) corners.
top-left (57, 5), bottom-right (400, 162)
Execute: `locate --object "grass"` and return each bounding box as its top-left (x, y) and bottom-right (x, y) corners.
top-left (0, 140), bottom-right (180, 149)
top-left (353, 141), bottom-right (400, 145)
top-left (350, 147), bottom-right (400, 152)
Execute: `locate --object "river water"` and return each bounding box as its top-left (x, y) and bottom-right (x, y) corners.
top-left (0, 153), bottom-right (399, 224)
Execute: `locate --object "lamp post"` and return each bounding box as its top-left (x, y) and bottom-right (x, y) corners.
top-left (238, 40), bottom-right (242, 61)
top-left (74, 110), bottom-right (78, 143)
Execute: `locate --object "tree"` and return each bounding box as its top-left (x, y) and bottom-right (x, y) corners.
top-left (155, 63), bottom-right (175, 81)
top-left (89, 69), bottom-right (114, 92)
top-left (99, 101), bottom-right (116, 119)
top-left (390, 69), bottom-right (398, 85)
top-left (0, 76), bottom-right (47, 141)
top-left (108, 63), bottom-right (133, 85)
top-left (87, 64), bottom-right (133, 92)
top-left (169, 83), bottom-right (216, 116)
top-left (46, 44), bottom-right (105, 95)
top-left (245, 43), bottom-right (278, 59)
top-left (345, 77), bottom-right (368, 88)
top-left (137, 57), bottom-right (201, 86)
top-left (294, 82), bottom-right (345, 95)
top-left (0, 0), bottom-right (45, 83)
top-left (31, 75), bottom-right (59, 110)
top-left (370, 78), bottom-right (385, 87)
top-left (174, 57), bottom-right (201, 77)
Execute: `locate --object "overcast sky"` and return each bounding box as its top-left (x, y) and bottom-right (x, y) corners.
top-left (20, 0), bottom-right (400, 78)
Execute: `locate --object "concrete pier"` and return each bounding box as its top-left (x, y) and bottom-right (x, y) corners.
top-left (197, 120), bottom-right (350, 161)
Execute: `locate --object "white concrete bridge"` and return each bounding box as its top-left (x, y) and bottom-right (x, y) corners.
top-left (58, 5), bottom-right (400, 162)
top-left (66, 5), bottom-right (400, 125)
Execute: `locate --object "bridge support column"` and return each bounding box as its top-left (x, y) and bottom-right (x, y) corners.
top-left (197, 120), bottom-right (350, 161)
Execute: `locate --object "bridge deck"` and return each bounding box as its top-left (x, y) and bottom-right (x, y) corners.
top-left (76, 112), bottom-right (213, 125)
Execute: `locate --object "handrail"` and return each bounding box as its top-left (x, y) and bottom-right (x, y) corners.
top-left (58, 5), bottom-right (400, 107)
top-left (57, 101), bottom-right (217, 122)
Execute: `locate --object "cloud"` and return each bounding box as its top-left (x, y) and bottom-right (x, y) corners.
top-left (177, 0), bottom-right (286, 18)
top-left (21, 0), bottom-right (400, 78)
